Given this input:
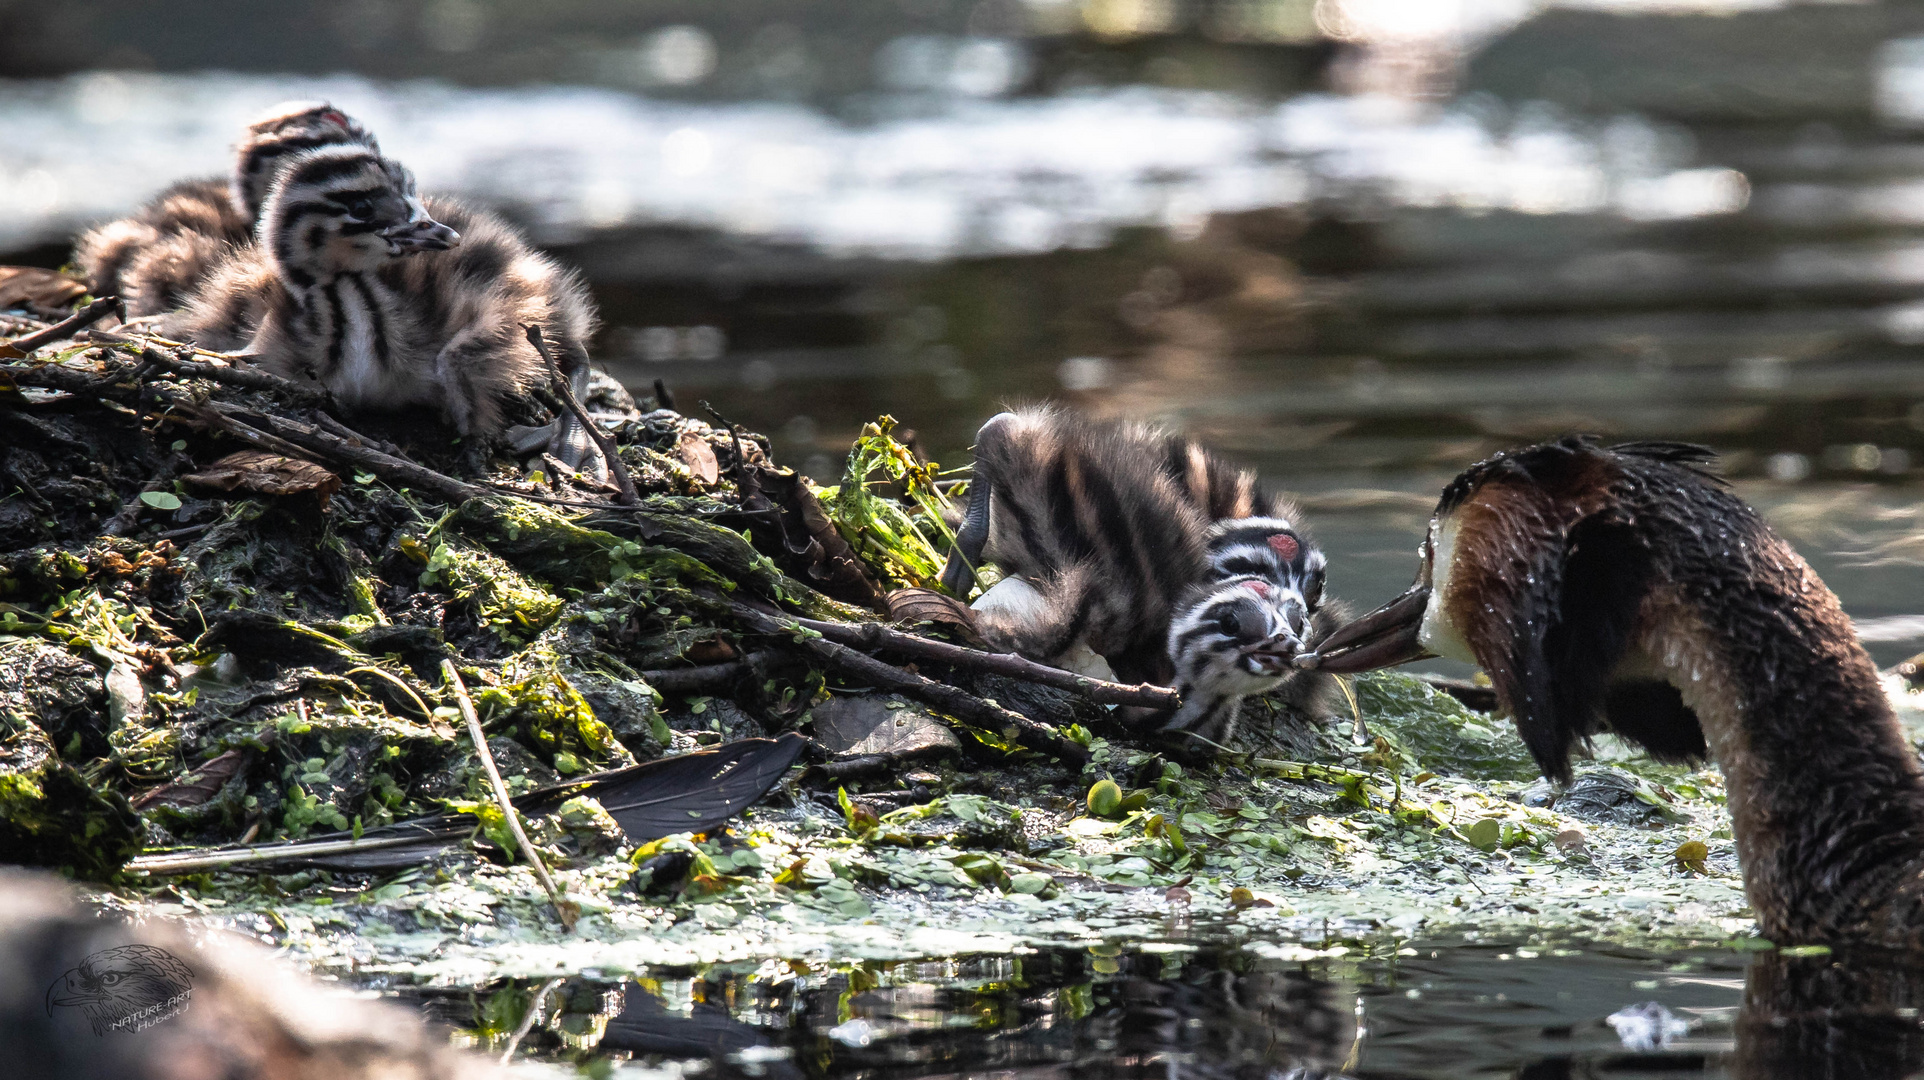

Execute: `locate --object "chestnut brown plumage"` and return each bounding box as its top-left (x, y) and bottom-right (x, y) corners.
top-left (1300, 436), bottom-right (1924, 948)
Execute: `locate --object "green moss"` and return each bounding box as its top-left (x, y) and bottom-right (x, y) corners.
top-left (0, 714), bottom-right (140, 880)
top-left (1352, 671), bottom-right (1539, 781)
top-left (419, 538), bottom-right (565, 646)
top-left (474, 649), bottom-right (635, 775)
top-left (822, 416), bottom-right (960, 591)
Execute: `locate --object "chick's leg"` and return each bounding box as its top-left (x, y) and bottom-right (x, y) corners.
top-left (543, 342), bottom-right (607, 479)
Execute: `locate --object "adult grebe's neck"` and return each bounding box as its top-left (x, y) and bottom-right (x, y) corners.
top-left (1635, 531), bottom-right (1924, 945)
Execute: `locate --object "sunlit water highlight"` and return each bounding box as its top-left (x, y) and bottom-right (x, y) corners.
top-left (1, 71), bottom-right (1742, 257)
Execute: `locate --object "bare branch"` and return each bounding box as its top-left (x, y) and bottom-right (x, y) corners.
top-left (3, 296), bottom-right (122, 354)
top-left (728, 600), bottom-right (1091, 765)
top-left (790, 613), bottom-right (1181, 711)
top-left (524, 323), bottom-right (637, 505)
top-left (443, 659), bottom-right (579, 931)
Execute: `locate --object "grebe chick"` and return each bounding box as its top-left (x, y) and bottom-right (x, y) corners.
top-left (940, 407), bottom-right (1339, 750)
top-left (74, 101), bottom-right (376, 317)
top-left (1300, 436), bottom-right (1924, 948)
top-left (164, 144), bottom-right (600, 472)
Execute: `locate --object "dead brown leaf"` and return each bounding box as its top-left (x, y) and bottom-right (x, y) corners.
top-left (0, 266), bottom-right (87, 318)
top-left (885, 587), bottom-right (987, 647)
top-left (184, 450), bottom-right (342, 500)
top-left (132, 749), bottom-right (249, 810)
top-left (677, 432), bottom-right (720, 485)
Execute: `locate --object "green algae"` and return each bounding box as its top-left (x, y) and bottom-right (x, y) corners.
top-left (822, 417), bottom-right (960, 591)
top-left (116, 668), bottom-right (1772, 991)
top-left (0, 714), bottom-right (140, 880)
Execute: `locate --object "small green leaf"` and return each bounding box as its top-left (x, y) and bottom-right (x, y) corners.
top-left (139, 491), bottom-right (182, 511)
top-left (1008, 872), bottom-right (1051, 895)
top-left (1087, 778), bottom-right (1123, 818)
top-left (1464, 818), bottom-right (1502, 851)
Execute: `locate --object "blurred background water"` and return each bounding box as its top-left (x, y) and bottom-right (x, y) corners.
top-left (13, 0), bottom-right (1924, 660)
top-left (19, 1), bottom-right (1924, 674)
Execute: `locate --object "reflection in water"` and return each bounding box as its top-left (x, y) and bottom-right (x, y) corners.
top-left (414, 947), bottom-right (1356, 1077)
top-left (1733, 950), bottom-right (1924, 1079)
top-left (390, 943), bottom-right (1924, 1077)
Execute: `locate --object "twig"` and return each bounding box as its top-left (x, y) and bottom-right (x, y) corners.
top-left (442, 659), bottom-right (579, 931)
top-left (127, 830), bottom-right (454, 875)
top-left (309, 410), bottom-right (401, 456)
top-left (639, 656), bottom-right (760, 693)
top-left (172, 402), bottom-right (327, 464)
top-left (728, 600), bottom-right (1091, 764)
top-left (89, 331), bottom-right (328, 404)
top-left (523, 324), bottom-right (637, 505)
top-left (2, 354), bottom-right (122, 397)
top-left (3, 296), bottom-right (121, 354)
top-left (499, 977), bottom-right (564, 1065)
top-left (788, 613), bottom-right (1181, 711)
top-left (213, 403), bottom-right (487, 503)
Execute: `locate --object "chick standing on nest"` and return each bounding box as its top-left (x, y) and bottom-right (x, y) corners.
top-left (163, 143), bottom-right (600, 473)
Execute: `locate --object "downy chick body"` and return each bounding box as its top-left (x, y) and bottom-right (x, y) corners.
top-left (940, 407), bottom-right (1338, 748)
top-left (74, 101), bottom-right (377, 317)
top-left (163, 144), bottom-right (600, 469)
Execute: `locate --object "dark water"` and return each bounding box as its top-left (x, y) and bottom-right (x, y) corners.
top-left (389, 939), bottom-right (1924, 1077)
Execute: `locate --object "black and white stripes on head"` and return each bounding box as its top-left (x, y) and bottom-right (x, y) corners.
top-left (72, 100), bottom-right (379, 317)
top-left (230, 101), bottom-right (379, 221)
top-left (1206, 515), bottom-right (1326, 618)
top-left (1164, 575), bottom-right (1306, 738)
top-left (163, 138), bottom-right (601, 476)
top-left (258, 144), bottom-right (458, 280)
top-left (940, 406), bottom-right (1343, 756)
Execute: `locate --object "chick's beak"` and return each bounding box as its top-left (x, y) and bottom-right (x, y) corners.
top-left (381, 218), bottom-right (460, 255)
top-left (1240, 634), bottom-right (1299, 674)
top-left (1293, 583), bottom-right (1436, 673)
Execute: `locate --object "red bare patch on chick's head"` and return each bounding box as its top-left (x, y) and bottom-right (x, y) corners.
top-left (320, 109), bottom-right (350, 128)
top-left (1242, 580), bottom-right (1273, 598)
top-left (1266, 534), bottom-right (1299, 561)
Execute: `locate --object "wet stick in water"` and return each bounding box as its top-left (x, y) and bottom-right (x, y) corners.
top-left (499, 977), bottom-right (564, 1065)
top-left (442, 658), bottom-right (579, 931)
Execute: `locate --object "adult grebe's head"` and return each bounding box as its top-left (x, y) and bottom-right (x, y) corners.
top-left (1297, 437), bottom-right (1729, 779)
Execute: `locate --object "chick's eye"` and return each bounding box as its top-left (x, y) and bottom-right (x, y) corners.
top-left (345, 197), bottom-right (374, 219)
top-left (1217, 611), bottom-right (1238, 636)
